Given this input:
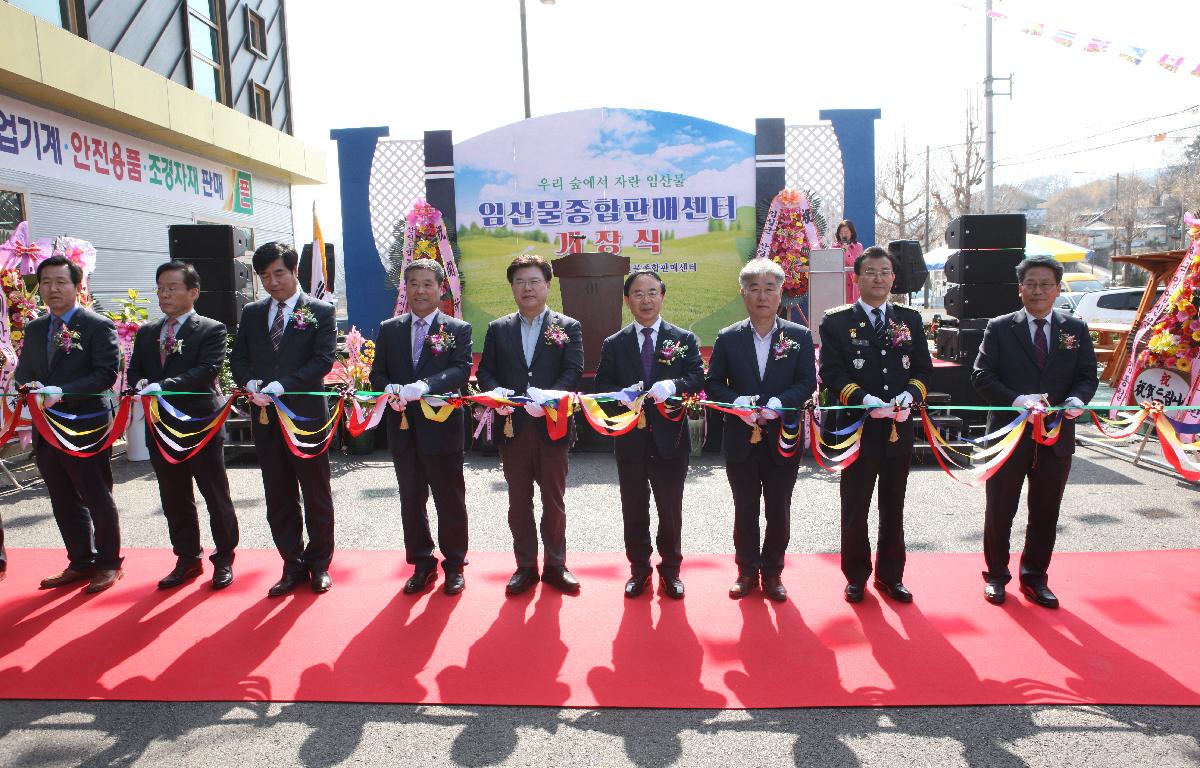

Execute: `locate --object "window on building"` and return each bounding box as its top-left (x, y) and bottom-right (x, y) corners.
top-left (185, 0), bottom-right (225, 104)
top-left (0, 189), bottom-right (25, 242)
top-left (7, 0), bottom-right (82, 33)
top-left (252, 83), bottom-right (272, 126)
top-left (246, 7), bottom-right (267, 57)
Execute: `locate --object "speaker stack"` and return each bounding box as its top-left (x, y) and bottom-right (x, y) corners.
top-left (885, 239), bottom-right (930, 295)
top-left (167, 224), bottom-right (254, 330)
top-left (938, 214), bottom-right (1026, 365)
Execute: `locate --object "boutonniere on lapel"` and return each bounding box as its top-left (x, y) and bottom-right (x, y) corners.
top-left (160, 337), bottom-right (184, 357)
top-left (1058, 332), bottom-right (1078, 351)
top-left (426, 324), bottom-right (456, 356)
top-left (772, 334), bottom-right (801, 360)
top-left (886, 319), bottom-right (912, 348)
top-left (543, 322), bottom-right (569, 348)
top-left (290, 306), bottom-right (318, 330)
top-left (55, 325), bottom-right (82, 355)
top-left (657, 339), bottom-right (688, 365)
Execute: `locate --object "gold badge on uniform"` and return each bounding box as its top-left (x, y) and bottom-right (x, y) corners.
top-left (902, 355), bottom-right (911, 370)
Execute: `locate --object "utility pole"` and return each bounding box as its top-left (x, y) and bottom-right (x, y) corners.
top-left (924, 144), bottom-right (932, 308)
top-left (983, 0), bottom-right (1012, 214)
top-left (520, 0), bottom-right (532, 119)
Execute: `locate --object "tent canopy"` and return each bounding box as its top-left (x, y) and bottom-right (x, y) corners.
top-left (924, 234), bottom-right (1091, 270)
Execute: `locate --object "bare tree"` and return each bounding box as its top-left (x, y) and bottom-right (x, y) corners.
top-left (876, 133), bottom-right (923, 243)
top-left (932, 97), bottom-right (986, 220)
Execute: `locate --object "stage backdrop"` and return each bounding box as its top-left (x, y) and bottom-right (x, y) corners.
top-left (453, 109), bottom-right (755, 342)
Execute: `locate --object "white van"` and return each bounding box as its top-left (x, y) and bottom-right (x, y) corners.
top-left (1072, 286), bottom-right (1165, 325)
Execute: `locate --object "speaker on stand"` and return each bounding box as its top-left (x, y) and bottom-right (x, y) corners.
top-left (167, 224), bottom-right (255, 330)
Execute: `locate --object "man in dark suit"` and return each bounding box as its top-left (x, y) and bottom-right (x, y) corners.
top-left (13, 254), bottom-right (122, 593)
top-left (819, 245), bottom-right (932, 604)
top-left (705, 259), bottom-right (816, 602)
top-left (476, 254), bottom-right (583, 596)
top-left (371, 258), bottom-right (473, 596)
top-left (972, 254), bottom-right (1098, 609)
top-left (230, 242), bottom-right (336, 597)
top-left (595, 270), bottom-right (705, 600)
top-left (127, 260), bottom-right (239, 591)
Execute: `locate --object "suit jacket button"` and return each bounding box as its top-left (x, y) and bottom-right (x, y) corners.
top-left (881, 350), bottom-right (887, 356)
top-left (882, 368), bottom-right (887, 374)
top-left (883, 385), bottom-right (890, 390)
top-left (528, 372), bottom-right (533, 378)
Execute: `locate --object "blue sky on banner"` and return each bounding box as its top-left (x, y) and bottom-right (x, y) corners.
top-left (286, 0), bottom-right (1196, 249)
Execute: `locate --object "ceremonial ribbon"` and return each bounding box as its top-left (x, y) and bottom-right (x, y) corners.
top-left (0, 395), bottom-right (24, 445)
top-left (576, 393), bottom-right (645, 437)
top-left (25, 393), bottom-right (131, 457)
top-left (143, 395), bottom-right (236, 464)
top-left (272, 395), bottom-right (343, 458)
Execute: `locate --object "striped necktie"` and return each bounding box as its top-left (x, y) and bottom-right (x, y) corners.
top-left (270, 301), bottom-right (286, 351)
top-left (872, 307), bottom-right (887, 345)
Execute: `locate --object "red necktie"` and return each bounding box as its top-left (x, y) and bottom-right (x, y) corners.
top-left (1033, 318), bottom-right (1048, 367)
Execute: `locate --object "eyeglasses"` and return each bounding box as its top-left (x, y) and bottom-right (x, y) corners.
top-left (513, 278), bottom-right (546, 289)
top-left (630, 290), bottom-right (661, 301)
top-left (156, 285), bottom-right (188, 295)
top-left (1021, 281), bottom-right (1057, 292)
top-left (861, 270), bottom-right (894, 279)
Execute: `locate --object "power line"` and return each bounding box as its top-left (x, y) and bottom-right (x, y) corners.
top-left (995, 104), bottom-right (1200, 163)
top-left (994, 123), bottom-right (1200, 168)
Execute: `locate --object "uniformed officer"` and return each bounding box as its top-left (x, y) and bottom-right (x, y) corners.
top-left (818, 245), bottom-right (932, 604)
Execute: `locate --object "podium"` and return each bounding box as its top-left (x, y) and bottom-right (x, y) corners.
top-left (552, 252), bottom-right (629, 372)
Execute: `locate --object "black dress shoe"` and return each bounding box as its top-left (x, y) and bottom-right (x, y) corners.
top-left (506, 567), bottom-right (539, 596)
top-left (984, 582), bottom-right (1006, 605)
top-left (874, 580), bottom-right (914, 603)
top-left (402, 569), bottom-right (437, 595)
top-left (660, 574), bottom-right (685, 600)
top-left (157, 562), bottom-right (203, 590)
top-left (541, 566), bottom-right (580, 594)
top-left (443, 572), bottom-right (466, 595)
top-left (211, 566), bottom-right (234, 590)
top-left (267, 573), bottom-right (304, 598)
top-left (311, 571), bottom-right (332, 594)
top-left (1020, 582), bottom-right (1059, 609)
top-left (729, 574), bottom-right (758, 599)
top-left (624, 574), bottom-right (651, 598)
top-left (762, 575), bottom-right (787, 602)
top-left (845, 583), bottom-right (865, 603)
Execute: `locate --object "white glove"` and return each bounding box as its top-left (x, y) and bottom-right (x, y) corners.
top-left (757, 396), bottom-right (783, 421)
top-left (528, 387), bottom-right (569, 404)
top-left (1012, 393), bottom-right (1048, 410)
top-left (399, 381), bottom-right (429, 403)
top-left (1063, 396), bottom-right (1085, 420)
top-left (894, 408), bottom-right (911, 422)
top-left (244, 379), bottom-right (260, 393)
top-left (486, 387), bottom-right (515, 400)
top-left (523, 402), bottom-right (546, 418)
top-left (496, 405), bottom-right (515, 416)
top-left (612, 382), bottom-right (642, 406)
top-left (732, 395), bottom-right (758, 426)
top-left (134, 379), bottom-right (149, 391)
top-left (892, 391), bottom-right (914, 409)
top-left (862, 394), bottom-right (891, 419)
top-left (138, 383), bottom-right (163, 396)
top-left (261, 381), bottom-right (284, 396)
top-left (35, 385), bottom-right (63, 408)
top-left (648, 380), bottom-right (676, 404)
top-left (383, 383), bottom-right (403, 396)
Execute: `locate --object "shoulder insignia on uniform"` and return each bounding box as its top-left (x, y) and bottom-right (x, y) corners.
top-left (827, 303), bottom-right (853, 314)
top-left (892, 302), bottom-right (916, 311)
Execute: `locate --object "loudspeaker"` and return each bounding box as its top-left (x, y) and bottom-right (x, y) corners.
top-left (193, 291), bottom-right (249, 329)
top-left (944, 249), bottom-right (1024, 285)
top-left (935, 326), bottom-right (985, 364)
top-left (945, 214), bottom-right (1026, 250)
top-left (886, 239), bottom-right (929, 295)
top-left (168, 224), bottom-right (251, 261)
top-left (299, 243), bottom-right (337, 295)
top-left (185, 258), bottom-right (251, 294)
top-left (945, 282), bottom-right (1021, 320)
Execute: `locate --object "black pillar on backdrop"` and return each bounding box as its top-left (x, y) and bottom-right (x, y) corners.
top-left (423, 130), bottom-right (458, 252)
top-left (754, 117), bottom-right (786, 249)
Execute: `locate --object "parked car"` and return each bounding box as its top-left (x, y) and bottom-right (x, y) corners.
top-left (1053, 293), bottom-right (1081, 312)
top-left (1060, 273), bottom-right (1107, 294)
top-left (1073, 286), bottom-right (1165, 325)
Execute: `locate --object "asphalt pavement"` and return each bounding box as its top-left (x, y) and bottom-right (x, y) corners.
top-left (0, 433), bottom-right (1198, 767)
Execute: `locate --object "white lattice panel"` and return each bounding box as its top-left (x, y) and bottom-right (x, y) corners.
top-left (785, 125), bottom-right (844, 242)
top-left (369, 139), bottom-right (425, 270)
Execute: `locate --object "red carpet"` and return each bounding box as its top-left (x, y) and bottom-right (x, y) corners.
top-left (1, 548), bottom-right (1198, 708)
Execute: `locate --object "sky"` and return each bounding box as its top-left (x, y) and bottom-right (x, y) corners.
top-left (283, 0), bottom-right (1199, 249)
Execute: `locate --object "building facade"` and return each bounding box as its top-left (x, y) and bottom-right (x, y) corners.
top-left (0, 0), bottom-right (324, 313)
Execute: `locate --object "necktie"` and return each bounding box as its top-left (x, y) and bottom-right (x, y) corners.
top-left (640, 326), bottom-right (654, 383)
top-left (48, 316), bottom-right (62, 361)
top-left (872, 307), bottom-right (887, 345)
top-left (1033, 318), bottom-right (1048, 367)
top-left (160, 319), bottom-right (177, 366)
top-left (413, 318), bottom-right (427, 369)
top-left (270, 301), bottom-right (286, 351)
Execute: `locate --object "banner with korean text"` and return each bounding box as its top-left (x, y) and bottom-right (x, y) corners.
top-left (0, 94), bottom-right (253, 216)
top-left (454, 108), bottom-right (754, 342)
